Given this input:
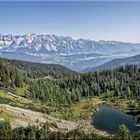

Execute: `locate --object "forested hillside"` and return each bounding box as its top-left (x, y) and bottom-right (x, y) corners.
top-left (0, 58), bottom-right (140, 139)
top-left (89, 54), bottom-right (140, 72)
top-left (1, 58), bottom-right (140, 105)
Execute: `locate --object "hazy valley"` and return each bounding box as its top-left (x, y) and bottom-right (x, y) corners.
top-left (1, 33), bottom-right (140, 71)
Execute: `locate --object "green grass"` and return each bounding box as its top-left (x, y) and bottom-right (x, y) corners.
top-left (51, 97), bottom-right (102, 120)
top-left (5, 88), bottom-right (138, 122)
top-left (0, 90), bottom-right (37, 113)
top-left (0, 106), bottom-right (14, 121)
top-left (102, 96), bottom-right (140, 115)
top-left (15, 87), bottom-right (26, 96)
top-left (0, 90), bottom-right (50, 114)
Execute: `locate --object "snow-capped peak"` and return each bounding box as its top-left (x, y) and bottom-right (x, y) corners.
top-left (0, 33), bottom-right (140, 55)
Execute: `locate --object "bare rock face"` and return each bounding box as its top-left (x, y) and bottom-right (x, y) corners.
top-left (0, 104), bottom-right (109, 136)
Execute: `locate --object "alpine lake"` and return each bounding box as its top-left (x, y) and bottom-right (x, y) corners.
top-left (93, 103), bottom-right (140, 134)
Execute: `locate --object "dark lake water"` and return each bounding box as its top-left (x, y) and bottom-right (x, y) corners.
top-left (93, 103), bottom-right (140, 134)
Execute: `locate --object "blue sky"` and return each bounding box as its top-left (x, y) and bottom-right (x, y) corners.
top-left (0, 1), bottom-right (140, 42)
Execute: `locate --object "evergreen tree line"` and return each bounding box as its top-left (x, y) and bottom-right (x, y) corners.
top-left (27, 79), bottom-right (80, 105)
top-left (1, 58), bottom-right (140, 105)
top-left (0, 121), bottom-right (102, 140)
top-left (28, 64), bottom-right (140, 104)
top-left (0, 59), bottom-right (25, 89)
top-left (0, 121), bottom-right (140, 140)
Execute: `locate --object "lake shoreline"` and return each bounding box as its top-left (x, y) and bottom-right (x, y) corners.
top-left (92, 102), bottom-right (140, 134)
top-left (89, 102), bottom-right (111, 137)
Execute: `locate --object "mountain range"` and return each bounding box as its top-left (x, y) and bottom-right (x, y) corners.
top-left (0, 33), bottom-right (140, 71)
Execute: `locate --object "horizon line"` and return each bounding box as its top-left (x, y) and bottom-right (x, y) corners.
top-left (0, 32), bottom-right (140, 44)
